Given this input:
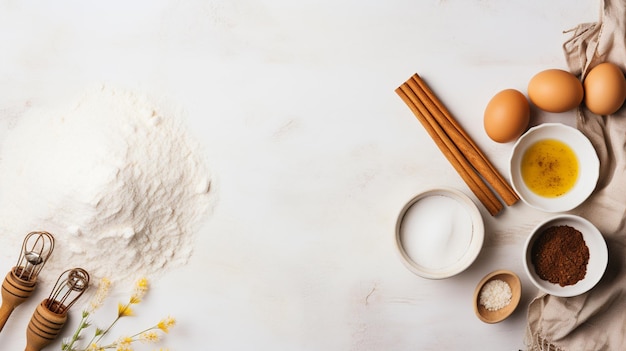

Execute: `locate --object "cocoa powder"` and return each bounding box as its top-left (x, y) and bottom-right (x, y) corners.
top-left (531, 225), bottom-right (589, 287)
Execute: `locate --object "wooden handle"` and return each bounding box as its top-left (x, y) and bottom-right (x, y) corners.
top-left (0, 302), bottom-right (14, 332)
top-left (25, 300), bottom-right (67, 351)
top-left (0, 269), bottom-right (37, 333)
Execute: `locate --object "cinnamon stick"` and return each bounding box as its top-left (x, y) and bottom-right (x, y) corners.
top-left (410, 74), bottom-right (519, 206)
top-left (396, 86), bottom-right (503, 216)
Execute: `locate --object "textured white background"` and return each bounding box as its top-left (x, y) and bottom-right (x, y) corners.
top-left (0, 1), bottom-right (598, 350)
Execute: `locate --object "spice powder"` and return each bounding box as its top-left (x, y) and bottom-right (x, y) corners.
top-left (531, 225), bottom-right (589, 287)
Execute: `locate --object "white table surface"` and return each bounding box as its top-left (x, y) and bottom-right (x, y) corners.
top-left (0, 1), bottom-right (600, 350)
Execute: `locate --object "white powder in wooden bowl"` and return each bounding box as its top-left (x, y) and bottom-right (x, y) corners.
top-left (479, 279), bottom-right (512, 311)
top-left (0, 85), bottom-right (213, 286)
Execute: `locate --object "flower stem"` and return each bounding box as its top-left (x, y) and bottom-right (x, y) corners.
top-left (63, 312), bottom-right (90, 351)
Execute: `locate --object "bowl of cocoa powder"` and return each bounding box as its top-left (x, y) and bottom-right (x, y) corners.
top-left (523, 214), bottom-right (608, 297)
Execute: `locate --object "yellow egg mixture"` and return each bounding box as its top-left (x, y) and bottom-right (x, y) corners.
top-left (521, 139), bottom-right (579, 197)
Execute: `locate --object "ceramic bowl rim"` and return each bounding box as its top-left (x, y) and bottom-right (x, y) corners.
top-left (395, 187), bottom-right (484, 279)
top-left (522, 214), bottom-right (608, 297)
top-left (508, 123), bottom-right (599, 212)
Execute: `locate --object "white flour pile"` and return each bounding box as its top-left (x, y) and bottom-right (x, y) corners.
top-left (0, 85), bottom-right (213, 286)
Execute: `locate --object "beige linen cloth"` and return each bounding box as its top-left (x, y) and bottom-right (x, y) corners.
top-left (525, 0), bottom-right (626, 350)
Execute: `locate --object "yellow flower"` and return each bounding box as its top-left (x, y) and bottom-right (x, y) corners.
top-left (140, 331), bottom-right (160, 342)
top-left (129, 295), bottom-right (142, 304)
top-left (63, 276), bottom-right (178, 351)
top-left (115, 336), bottom-right (134, 351)
top-left (118, 336), bottom-right (133, 346)
top-left (130, 278), bottom-right (149, 304)
top-left (157, 316), bottom-right (176, 333)
top-left (88, 278), bottom-right (111, 313)
top-left (118, 303), bottom-right (134, 317)
top-left (87, 343), bottom-right (104, 351)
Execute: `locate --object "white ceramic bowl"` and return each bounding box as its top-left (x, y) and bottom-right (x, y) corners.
top-left (523, 214), bottom-right (608, 297)
top-left (509, 123), bottom-right (599, 212)
top-left (395, 187), bottom-right (484, 279)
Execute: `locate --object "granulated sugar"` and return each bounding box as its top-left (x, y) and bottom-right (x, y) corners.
top-left (0, 85), bottom-right (213, 286)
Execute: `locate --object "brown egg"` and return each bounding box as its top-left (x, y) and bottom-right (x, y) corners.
top-left (583, 62), bottom-right (626, 115)
top-left (484, 89), bottom-right (530, 143)
top-left (528, 69), bottom-right (583, 113)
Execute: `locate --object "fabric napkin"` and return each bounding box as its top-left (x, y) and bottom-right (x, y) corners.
top-left (525, 0), bottom-right (626, 350)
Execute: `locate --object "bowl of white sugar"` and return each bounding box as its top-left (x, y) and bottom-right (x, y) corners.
top-left (395, 187), bottom-right (484, 279)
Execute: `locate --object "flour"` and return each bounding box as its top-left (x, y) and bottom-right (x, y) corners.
top-left (0, 85), bottom-right (213, 286)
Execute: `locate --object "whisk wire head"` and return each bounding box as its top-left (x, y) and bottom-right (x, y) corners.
top-left (45, 268), bottom-right (90, 314)
top-left (14, 231), bottom-right (55, 282)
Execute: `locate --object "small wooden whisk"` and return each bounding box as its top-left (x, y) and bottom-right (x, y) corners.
top-left (25, 268), bottom-right (90, 351)
top-left (0, 231), bottom-right (55, 332)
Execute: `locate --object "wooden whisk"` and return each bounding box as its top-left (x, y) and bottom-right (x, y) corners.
top-left (25, 268), bottom-right (90, 351)
top-left (0, 231), bottom-right (55, 332)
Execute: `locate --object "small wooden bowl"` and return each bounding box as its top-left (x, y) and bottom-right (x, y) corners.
top-left (473, 270), bottom-right (521, 324)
